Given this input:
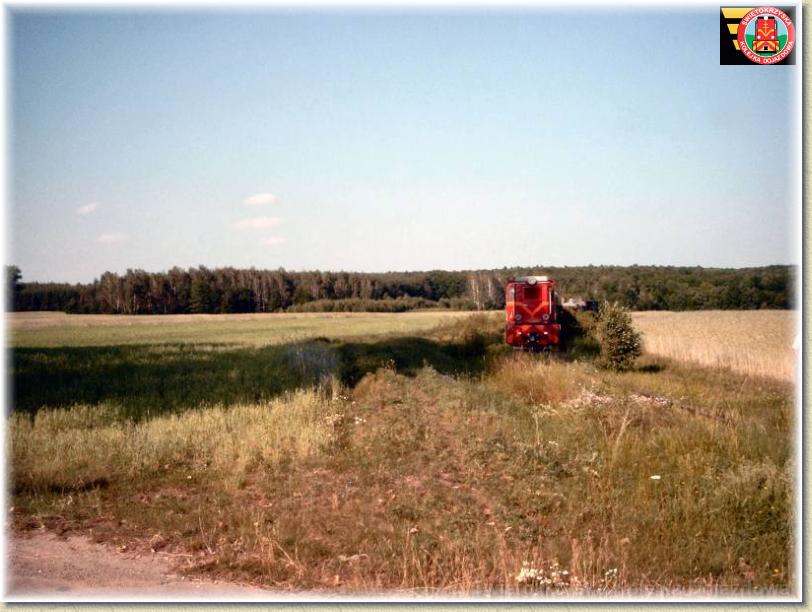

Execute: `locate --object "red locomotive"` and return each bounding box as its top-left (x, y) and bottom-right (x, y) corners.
top-left (505, 276), bottom-right (562, 351)
top-left (754, 16), bottom-right (780, 53)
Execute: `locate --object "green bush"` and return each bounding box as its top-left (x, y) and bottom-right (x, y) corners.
top-left (596, 301), bottom-right (642, 371)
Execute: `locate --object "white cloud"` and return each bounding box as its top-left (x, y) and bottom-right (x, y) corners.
top-left (97, 232), bottom-right (128, 244)
top-left (243, 193), bottom-right (277, 207)
top-left (76, 202), bottom-right (99, 215)
top-left (234, 217), bottom-right (282, 231)
top-left (260, 236), bottom-right (286, 246)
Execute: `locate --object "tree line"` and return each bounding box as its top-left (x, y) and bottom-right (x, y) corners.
top-left (6, 264), bottom-right (793, 314)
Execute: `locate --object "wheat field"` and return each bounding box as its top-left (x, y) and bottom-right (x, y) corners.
top-left (631, 310), bottom-right (797, 382)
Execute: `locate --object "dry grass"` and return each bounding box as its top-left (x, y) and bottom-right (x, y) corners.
top-left (631, 311), bottom-right (797, 382)
top-left (10, 359), bottom-right (794, 596)
top-left (7, 311), bottom-right (796, 597)
top-left (487, 354), bottom-right (593, 405)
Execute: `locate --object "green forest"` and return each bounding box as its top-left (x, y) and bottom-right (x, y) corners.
top-left (6, 264), bottom-right (793, 314)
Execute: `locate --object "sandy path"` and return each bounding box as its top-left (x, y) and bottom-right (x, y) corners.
top-left (7, 532), bottom-right (275, 601)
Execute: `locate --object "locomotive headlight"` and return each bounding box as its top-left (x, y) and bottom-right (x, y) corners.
top-left (515, 313), bottom-right (522, 322)
top-left (542, 313), bottom-right (549, 322)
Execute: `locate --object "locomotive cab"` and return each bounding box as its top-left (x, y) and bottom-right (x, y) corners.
top-left (505, 276), bottom-right (561, 351)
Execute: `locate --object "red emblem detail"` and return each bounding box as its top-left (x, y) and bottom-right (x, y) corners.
top-left (737, 7), bottom-right (795, 64)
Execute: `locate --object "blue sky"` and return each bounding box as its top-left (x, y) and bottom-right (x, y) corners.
top-left (9, 7), bottom-right (799, 283)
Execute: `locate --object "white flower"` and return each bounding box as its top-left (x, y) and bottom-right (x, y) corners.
top-left (516, 565), bottom-right (540, 583)
top-left (650, 474), bottom-right (661, 480)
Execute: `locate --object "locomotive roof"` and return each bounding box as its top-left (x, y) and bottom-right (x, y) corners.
top-left (512, 275), bottom-right (550, 283)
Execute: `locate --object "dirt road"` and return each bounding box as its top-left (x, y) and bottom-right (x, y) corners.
top-left (7, 531), bottom-right (275, 601)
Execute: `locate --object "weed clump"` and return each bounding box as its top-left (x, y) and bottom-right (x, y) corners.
top-left (595, 302), bottom-right (642, 371)
top-left (488, 354), bottom-right (590, 405)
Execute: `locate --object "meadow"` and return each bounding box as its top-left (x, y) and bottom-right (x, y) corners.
top-left (8, 311), bottom-right (474, 348)
top-left (7, 310), bottom-right (797, 597)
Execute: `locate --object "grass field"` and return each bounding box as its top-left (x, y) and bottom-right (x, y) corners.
top-left (7, 310), bottom-right (797, 597)
top-left (632, 311), bottom-right (796, 383)
top-left (8, 311), bottom-right (474, 348)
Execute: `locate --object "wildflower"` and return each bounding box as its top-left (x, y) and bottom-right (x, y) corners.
top-left (515, 564), bottom-right (540, 584)
top-left (650, 474), bottom-right (661, 480)
top-left (516, 562), bottom-right (575, 590)
top-left (408, 526), bottom-right (419, 534)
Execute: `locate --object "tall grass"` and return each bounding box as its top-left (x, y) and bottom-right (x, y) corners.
top-left (7, 311), bottom-right (796, 596)
top-left (11, 387), bottom-right (344, 496)
top-left (487, 353), bottom-right (593, 404)
top-left (10, 360), bottom-right (793, 594)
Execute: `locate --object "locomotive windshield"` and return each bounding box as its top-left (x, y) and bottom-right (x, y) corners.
top-left (523, 285), bottom-right (541, 300)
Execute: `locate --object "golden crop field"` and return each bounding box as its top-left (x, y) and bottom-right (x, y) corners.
top-left (631, 310), bottom-right (797, 382)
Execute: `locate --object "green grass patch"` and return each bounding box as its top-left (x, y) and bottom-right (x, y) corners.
top-left (11, 342), bottom-right (337, 419)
